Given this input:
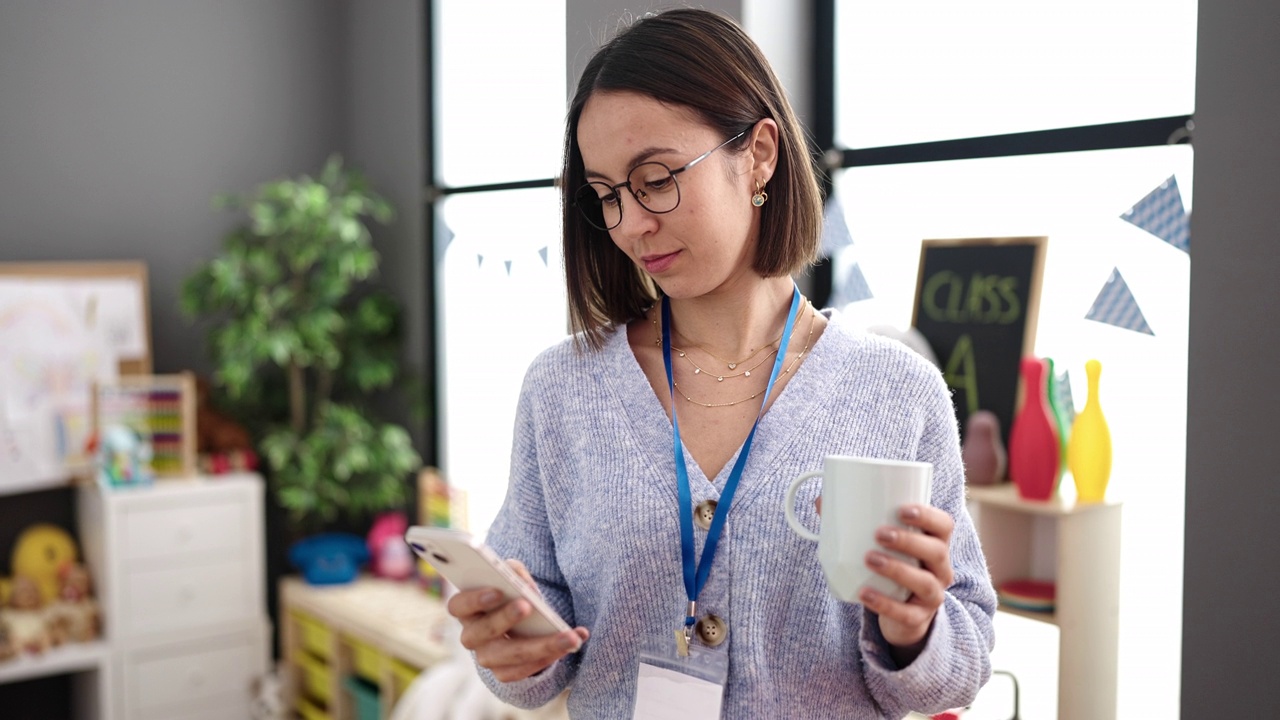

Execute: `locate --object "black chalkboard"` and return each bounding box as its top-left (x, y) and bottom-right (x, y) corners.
top-left (910, 237), bottom-right (1046, 449)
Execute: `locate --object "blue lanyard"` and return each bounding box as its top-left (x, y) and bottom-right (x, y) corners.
top-left (662, 285), bottom-right (801, 633)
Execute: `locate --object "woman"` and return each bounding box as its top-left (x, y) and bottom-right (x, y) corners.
top-left (447, 9), bottom-right (996, 718)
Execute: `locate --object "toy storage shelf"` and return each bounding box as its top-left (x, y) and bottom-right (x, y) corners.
top-left (967, 482), bottom-right (1122, 720)
top-left (0, 639), bottom-right (109, 685)
top-left (280, 576), bottom-right (452, 720)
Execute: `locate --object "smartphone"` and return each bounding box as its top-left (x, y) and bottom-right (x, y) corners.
top-left (404, 526), bottom-right (571, 637)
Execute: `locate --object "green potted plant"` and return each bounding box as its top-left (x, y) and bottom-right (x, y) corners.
top-left (181, 155), bottom-right (421, 538)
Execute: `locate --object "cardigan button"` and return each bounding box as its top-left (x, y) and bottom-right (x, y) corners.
top-left (696, 614), bottom-right (728, 647)
top-left (693, 500), bottom-right (717, 531)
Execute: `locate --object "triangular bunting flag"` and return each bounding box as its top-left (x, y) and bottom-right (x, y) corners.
top-left (1085, 268), bottom-right (1154, 335)
top-left (436, 222), bottom-right (456, 265)
top-left (477, 254), bottom-right (484, 268)
top-left (820, 197), bottom-right (854, 258)
top-left (504, 260), bottom-right (513, 276)
top-left (1121, 175), bottom-right (1190, 253)
top-left (538, 247), bottom-right (549, 266)
top-left (831, 262), bottom-right (874, 306)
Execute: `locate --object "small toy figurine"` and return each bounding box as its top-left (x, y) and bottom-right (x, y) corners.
top-left (195, 375), bottom-right (259, 474)
top-left (962, 410), bottom-right (1007, 486)
top-left (2, 576), bottom-right (51, 655)
top-left (46, 562), bottom-right (101, 645)
top-left (98, 423), bottom-right (154, 487)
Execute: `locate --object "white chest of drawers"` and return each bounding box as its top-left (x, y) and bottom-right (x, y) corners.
top-left (78, 473), bottom-right (271, 720)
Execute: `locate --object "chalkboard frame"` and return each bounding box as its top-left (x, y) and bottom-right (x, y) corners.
top-left (909, 236), bottom-right (1047, 447)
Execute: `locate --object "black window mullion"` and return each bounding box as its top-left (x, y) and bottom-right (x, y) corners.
top-left (421, 0), bottom-right (439, 468)
top-left (839, 115), bottom-right (1194, 169)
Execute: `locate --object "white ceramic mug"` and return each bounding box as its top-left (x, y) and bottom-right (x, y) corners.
top-left (784, 455), bottom-right (933, 603)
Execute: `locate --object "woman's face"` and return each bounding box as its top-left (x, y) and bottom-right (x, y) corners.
top-left (575, 91), bottom-right (764, 300)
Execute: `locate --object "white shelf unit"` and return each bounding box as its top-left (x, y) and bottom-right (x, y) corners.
top-left (968, 483), bottom-right (1122, 720)
top-left (0, 639), bottom-right (109, 685)
top-left (77, 472), bottom-right (271, 720)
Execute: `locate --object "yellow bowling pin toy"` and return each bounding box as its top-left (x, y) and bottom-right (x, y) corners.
top-left (1068, 359), bottom-right (1112, 503)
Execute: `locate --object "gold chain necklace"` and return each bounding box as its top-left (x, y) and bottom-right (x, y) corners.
top-left (680, 330), bottom-right (782, 371)
top-left (677, 345), bottom-right (778, 381)
top-left (666, 301), bottom-right (816, 408)
top-left (650, 314), bottom-right (779, 381)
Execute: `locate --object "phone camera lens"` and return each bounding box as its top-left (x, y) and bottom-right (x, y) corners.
top-left (431, 551), bottom-right (449, 564)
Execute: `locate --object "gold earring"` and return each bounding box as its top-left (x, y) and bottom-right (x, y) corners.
top-left (751, 180), bottom-right (768, 207)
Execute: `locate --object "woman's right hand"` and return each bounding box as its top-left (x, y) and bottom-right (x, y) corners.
top-left (446, 559), bottom-right (590, 683)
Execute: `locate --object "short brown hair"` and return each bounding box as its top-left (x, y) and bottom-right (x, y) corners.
top-left (562, 8), bottom-right (823, 350)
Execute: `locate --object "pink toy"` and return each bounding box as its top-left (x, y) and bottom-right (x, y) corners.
top-left (367, 512), bottom-right (414, 580)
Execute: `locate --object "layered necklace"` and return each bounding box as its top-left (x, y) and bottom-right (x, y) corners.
top-left (652, 299), bottom-right (816, 408)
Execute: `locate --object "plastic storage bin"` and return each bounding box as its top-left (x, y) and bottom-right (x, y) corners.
top-left (345, 676), bottom-right (382, 720)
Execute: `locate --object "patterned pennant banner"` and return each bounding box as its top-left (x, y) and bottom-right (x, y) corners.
top-left (435, 222), bottom-right (455, 265)
top-left (1121, 175), bottom-right (1190, 253)
top-left (504, 260), bottom-right (513, 276)
top-left (1085, 268), bottom-right (1154, 335)
top-left (820, 197), bottom-right (854, 258)
top-left (538, 247), bottom-right (549, 266)
top-left (831, 262), bottom-right (874, 306)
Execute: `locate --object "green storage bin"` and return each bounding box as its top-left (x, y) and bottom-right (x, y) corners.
top-left (345, 676), bottom-right (381, 720)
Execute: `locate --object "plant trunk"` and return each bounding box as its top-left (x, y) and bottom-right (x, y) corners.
top-left (315, 366), bottom-right (333, 427)
top-left (289, 360), bottom-right (306, 434)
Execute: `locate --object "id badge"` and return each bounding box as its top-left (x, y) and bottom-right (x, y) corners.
top-left (632, 635), bottom-right (729, 720)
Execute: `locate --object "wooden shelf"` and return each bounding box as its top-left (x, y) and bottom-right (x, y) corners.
top-left (0, 641), bottom-right (109, 685)
top-left (967, 481), bottom-right (1120, 516)
top-left (281, 575), bottom-right (450, 672)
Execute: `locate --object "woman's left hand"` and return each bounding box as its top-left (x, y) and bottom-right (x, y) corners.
top-left (860, 504), bottom-right (955, 650)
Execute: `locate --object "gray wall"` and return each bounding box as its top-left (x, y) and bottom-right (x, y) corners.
top-left (1182, 1), bottom-right (1280, 715)
top-left (0, 0), bottom-right (346, 376)
top-left (342, 1), bottom-right (428, 443)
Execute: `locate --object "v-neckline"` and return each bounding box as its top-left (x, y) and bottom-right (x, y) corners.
top-left (600, 308), bottom-right (840, 506)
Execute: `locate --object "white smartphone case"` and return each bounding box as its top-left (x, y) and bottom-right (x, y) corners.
top-left (405, 526), bottom-right (570, 637)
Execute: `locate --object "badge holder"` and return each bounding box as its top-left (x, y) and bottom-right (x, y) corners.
top-left (632, 635), bottom-right (729, 720)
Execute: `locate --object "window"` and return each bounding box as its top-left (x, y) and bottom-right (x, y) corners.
top-left (431, 1), bottom-right (567, 534)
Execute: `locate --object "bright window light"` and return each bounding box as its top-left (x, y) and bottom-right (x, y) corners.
top-left (835, 0), bottom-right (1198, 147)
top-left (435, 1), bottom-right (566, 185)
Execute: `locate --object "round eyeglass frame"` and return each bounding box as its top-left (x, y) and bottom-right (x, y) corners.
top-left (573, 129), bottom-right (749, 232)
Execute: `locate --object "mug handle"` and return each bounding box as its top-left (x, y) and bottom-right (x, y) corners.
top-left (784, 470), bottom-right (823, 541)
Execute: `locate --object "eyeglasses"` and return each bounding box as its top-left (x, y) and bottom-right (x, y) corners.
top-left (573, 130), bottom-right (748, 231)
